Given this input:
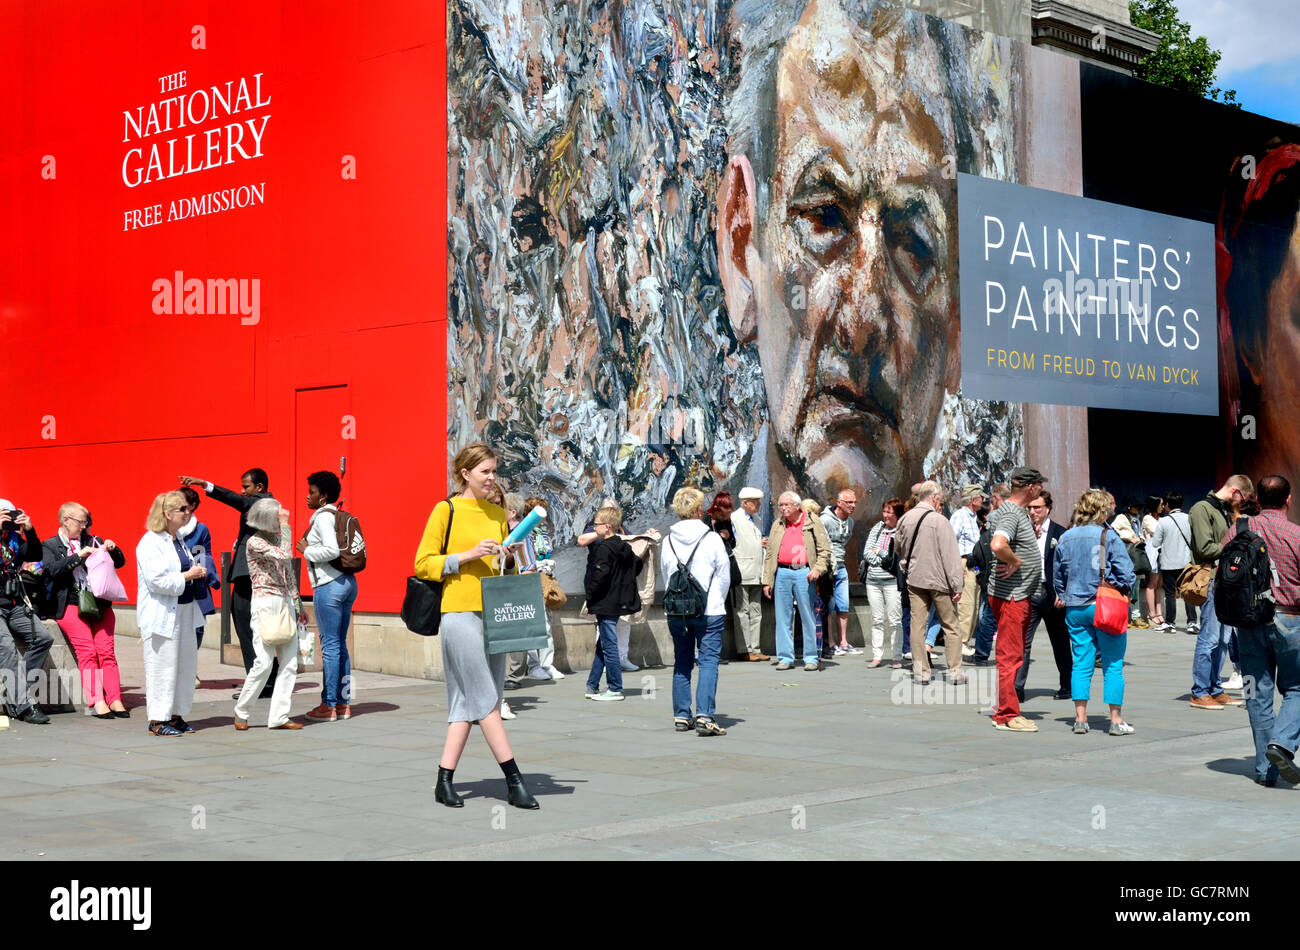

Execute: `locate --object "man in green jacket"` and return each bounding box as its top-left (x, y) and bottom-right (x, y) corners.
top-left (1188, 475), bottom-right (1252, 710)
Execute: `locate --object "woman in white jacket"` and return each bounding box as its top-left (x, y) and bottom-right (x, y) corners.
top-left (136, 491), bottom-right (209, 737)
top-left (660, 487), bottom-right (731, 736)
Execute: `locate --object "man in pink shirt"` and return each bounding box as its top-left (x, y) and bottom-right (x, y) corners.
top-left (762, 492), bottom-right (831, 671)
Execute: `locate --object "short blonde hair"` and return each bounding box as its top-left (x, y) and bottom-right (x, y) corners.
top-left (1225, 474), bottom-right (1254, 496)
top-left (594, 507), bottom-right (622, 530)
top-left (58, 501), bottom-right (87, 523)
top-left (801, 498), bottom-right (822, 515)
top-left (146, 491), bottom-right (188, 532)
top-left (672, 487), bottom-right (705, 519)
top-left (451, 441), bottom-right (498, 488)
top-left (1071, 488), bottom-right (1113, 526)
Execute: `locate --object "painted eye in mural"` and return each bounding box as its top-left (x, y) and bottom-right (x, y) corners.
top-left (789, 190), bottom-right (852, 260)
top-left (883, 199), bottom-right (937, 298)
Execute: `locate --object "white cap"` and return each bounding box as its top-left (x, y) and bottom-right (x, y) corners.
top-left (738, 487), bottom-right (763, 500)
top-left (0, 500), bottom-right (14, 511)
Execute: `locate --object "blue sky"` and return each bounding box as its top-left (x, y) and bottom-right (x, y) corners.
top-left (1175, 0), bottom-right (1300, 126)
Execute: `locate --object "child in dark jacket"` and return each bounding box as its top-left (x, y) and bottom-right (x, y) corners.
top-left (584, 508), bottom-right (642, 701)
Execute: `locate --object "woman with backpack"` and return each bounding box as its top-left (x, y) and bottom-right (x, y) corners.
top-left (660, 487), bottom-right (732, 736)
top-left (299, 471), bottom-right (360, 723)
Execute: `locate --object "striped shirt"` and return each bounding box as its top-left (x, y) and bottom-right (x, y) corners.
top-left (1224, 509), bottom-right (1300, 609)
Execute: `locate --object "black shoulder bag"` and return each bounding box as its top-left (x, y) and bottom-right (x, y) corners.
top-left (402, 499), bottom-right (455, 636)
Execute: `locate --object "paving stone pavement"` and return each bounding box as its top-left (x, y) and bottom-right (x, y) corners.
top-left (0, 624), bottom-right (1287, 860)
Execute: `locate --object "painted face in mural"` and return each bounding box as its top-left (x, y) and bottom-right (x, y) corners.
top-left (719, 0), bottom-right (960, 507)
top-left (1222, 143), bottom-right (1300, 491)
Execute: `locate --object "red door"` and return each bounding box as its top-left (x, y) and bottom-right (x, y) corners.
top-left (294, 385), bottom-right (351, 596)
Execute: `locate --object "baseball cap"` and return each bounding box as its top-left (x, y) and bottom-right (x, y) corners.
top-left (959, 485), bottom-right (985, 503)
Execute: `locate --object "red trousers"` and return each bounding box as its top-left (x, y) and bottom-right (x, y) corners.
top-left (990, 595), bottom-right (1030, 724)
top-left (56, 605), bottom-right (122, 706)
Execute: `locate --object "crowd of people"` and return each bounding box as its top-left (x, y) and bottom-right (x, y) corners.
top-left (4, 442), bottom-right (1300, 801)
top-left (424, 448), bottom-right (1300, 799)
top-left (0, 469), bottom-right (361, 738)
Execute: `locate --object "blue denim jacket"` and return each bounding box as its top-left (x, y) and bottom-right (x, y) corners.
top-left (1052, 524), bottom-right (1136, 606)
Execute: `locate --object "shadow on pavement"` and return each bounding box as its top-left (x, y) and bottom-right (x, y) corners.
top-left (453, 772), bottom-right (582, 802)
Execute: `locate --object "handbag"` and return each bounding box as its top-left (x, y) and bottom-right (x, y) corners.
top-left (539, 572), bottom-right (567, 609)
top-left (77, 585), bottom-right (104, 620)
top-left (1125, 539), bottom-right (1152, 575)
top-left (880, 533), bottom-right (899, 576)
top-left (402, 499), bottom-right (455, 636)
top-left (481, 563), bottom-right (550, 656)
top-left (85, 543), bottom-right (128, 601)
top-left (257, 596), bottom-right (298, 646)
top-left (1094, 525), bottom-right (1130, 635)
top-left (1177, 561), bottom-right (1212, 607)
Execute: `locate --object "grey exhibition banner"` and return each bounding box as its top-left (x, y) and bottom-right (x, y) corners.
top-left (957, 173), bottom-right (1218, 415)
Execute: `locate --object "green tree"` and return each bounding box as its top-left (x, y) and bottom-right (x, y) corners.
top-left (1130, 0), bottom-right (1239, 105)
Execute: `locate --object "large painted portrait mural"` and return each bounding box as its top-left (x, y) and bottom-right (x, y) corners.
top-left (447, 0), bottom-right (1049, 554)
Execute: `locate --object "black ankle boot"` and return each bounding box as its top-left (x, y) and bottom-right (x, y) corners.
top-left (435, 767), bottom-right (463, 808)
top-left (506, 772), bottom-right (539, 810)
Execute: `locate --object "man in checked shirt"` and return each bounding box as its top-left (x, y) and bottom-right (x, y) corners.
top-left (1223, 476), bottom-right (1300, 787)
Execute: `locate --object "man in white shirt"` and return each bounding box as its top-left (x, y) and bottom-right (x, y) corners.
top-left (950, 485), bottom-right (984, 655)
top-left (1151, 489), bottom-right (1197, 632)
top-left (731, 487), bottom-right (770, 660)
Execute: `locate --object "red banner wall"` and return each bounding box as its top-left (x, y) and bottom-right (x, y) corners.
top-left (0, 0), bottom-right (448, 612)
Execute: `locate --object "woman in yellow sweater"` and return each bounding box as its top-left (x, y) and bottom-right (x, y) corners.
top-left (415, 442), bottom-right (539, 810)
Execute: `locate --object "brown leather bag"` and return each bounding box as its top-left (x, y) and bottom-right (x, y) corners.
top-left (540, 573), bottom-right (567, 609)
top-left (1177, 562), bottom-right (1212, 607)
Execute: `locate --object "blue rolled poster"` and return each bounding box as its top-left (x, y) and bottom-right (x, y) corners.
top-left (503, 506), bottom-right (546, 547)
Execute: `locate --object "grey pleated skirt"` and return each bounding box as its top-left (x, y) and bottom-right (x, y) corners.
top-left (441, 611), bottom-right (506, 723)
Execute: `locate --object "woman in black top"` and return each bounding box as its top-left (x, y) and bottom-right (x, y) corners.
top-left (42, 503), bottom-right (129, 719)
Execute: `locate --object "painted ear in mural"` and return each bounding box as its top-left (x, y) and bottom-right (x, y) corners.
top-left (718, 154), bottom-right (760, 345)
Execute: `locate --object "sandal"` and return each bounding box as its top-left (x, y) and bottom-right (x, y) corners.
top-left (695, 718), bottom-right (727, 737)
top-left (674, 717), bottom-right (696, 732)
top-left (149, 721), bottom-right (183, 737)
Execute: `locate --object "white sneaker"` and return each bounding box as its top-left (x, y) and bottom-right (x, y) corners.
top-left (620, 659), bottom-right (639, 672)
top-left (588, 690), bottom-right (625, 702)
top-left (1188, 622), bottom-right (1200, 634)
top-left (1223, 672), bottom-right (1244, 690)
top-left (500, 701), bottom-right (516, 720)
top-left (846, 646), bottom-right (863, 655)
top-left (545, 665), bottom-right (566, 680)
top-left (528, 667), bottom-right (551, 680)
top-left (832, 645), bottom-right (847, 656)
top-left (962, 645), bottom-right (976, 657)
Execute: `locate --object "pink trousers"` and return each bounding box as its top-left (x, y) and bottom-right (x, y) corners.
top-left (56, 605), bottom-right (122, 706)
